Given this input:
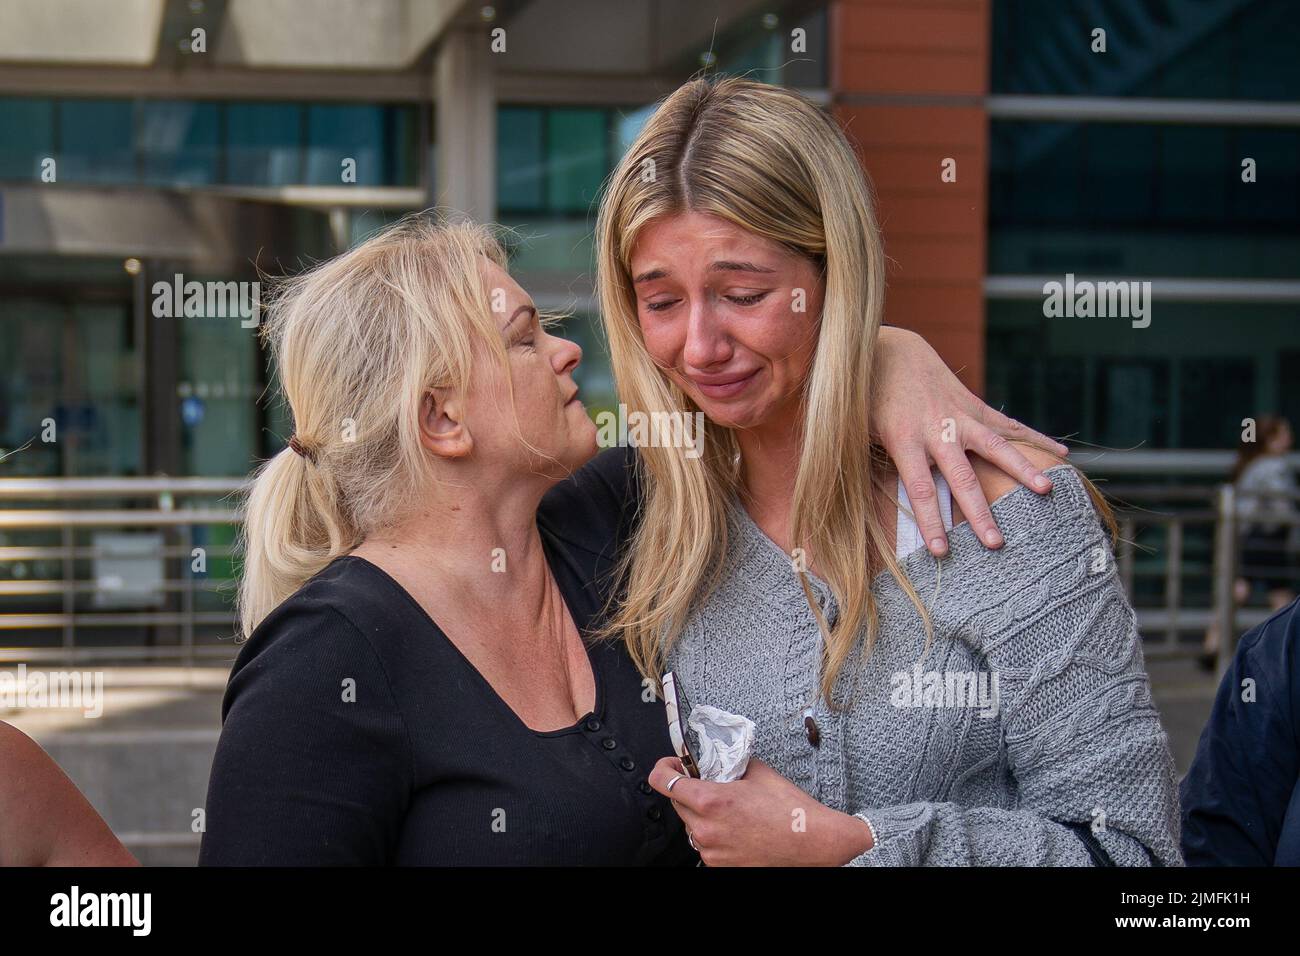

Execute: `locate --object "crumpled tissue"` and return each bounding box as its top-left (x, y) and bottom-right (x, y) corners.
top-left (687, 704), bottom-right (756, 783)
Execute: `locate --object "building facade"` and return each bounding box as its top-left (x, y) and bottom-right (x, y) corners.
top-left (0, 0), bottom-right (1297, 649)
top-left (2, 0), bottom-right (1297, 477)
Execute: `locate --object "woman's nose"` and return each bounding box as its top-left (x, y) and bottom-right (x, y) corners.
top-left (683, 301), bottom-right (730, 370)
top-left (552, 333), bottom-right (582, 374)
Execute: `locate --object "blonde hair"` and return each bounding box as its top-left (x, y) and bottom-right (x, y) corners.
top-left (236, 215), bottom-right (506, 639)
top-left (595, 77), bottom-right (934, 706)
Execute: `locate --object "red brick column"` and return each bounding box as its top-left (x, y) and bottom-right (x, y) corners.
top-left (831, 0), bottom-right (990, 394)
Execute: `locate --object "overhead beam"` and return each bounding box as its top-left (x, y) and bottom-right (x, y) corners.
top-left (214, 0), bottom-right (466, 70)
top-left (0, 0), bottom-right (165, 66)
top-left (0, 0), bottom-right (472, 71)
top-left (0, 63), bottom-right (431, 101)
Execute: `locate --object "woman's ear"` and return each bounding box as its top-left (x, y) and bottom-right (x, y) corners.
top-left (420, 389), bottom-right (473, 460)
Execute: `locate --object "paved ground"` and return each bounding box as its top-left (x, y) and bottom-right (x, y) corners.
top-left (1146, 657), bottom-right (1222, 774)
top-left (1, 655), bottom-right (1223, 866)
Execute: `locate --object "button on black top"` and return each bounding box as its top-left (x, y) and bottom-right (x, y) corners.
top-left (585, 718), bottom-right (601, 732)
top-left (639, 780), bottom-right (653, 795)
top-left (647, 806), bottom-right (663, 821)
top-left (602, 737), bottom-right (618, 750)
top-left (619, 756), bottom-right (635, 771)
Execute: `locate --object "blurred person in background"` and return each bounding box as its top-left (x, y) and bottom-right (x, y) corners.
top-left (1236, 416), bottom-right (1298, 609)
top-left (1202, 415), bottom-right (1298, 668)
top-left (0, 720), bottom-right (137, 866)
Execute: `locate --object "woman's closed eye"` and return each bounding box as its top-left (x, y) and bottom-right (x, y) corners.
top-left (726, 291), bottom-right (770, 307)
top-left (510, 313), bottom-right (541, 350)
top-left (643, 290), bottom-right (771, 312)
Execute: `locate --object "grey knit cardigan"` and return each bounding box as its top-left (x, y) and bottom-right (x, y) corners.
top-left (667, 465), bottom-right (1183, 866)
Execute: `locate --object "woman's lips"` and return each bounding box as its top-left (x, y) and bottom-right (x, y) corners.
top-left (690, 369), bottom-right (759, 400)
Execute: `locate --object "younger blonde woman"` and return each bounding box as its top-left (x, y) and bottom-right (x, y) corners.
top-left (594, 77), bottom-right (1183, 866)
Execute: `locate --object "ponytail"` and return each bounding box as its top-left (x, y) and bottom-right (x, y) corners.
top-left (236, 441), bottom-right (357, 640)
top-left (234, 214), bottom-right (505, 639)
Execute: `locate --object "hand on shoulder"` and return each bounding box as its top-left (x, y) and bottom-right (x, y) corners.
top-left (954, 442), bottom-right (1069, 527)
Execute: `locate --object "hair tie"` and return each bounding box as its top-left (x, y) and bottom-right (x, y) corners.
top-left (288, 435), bottom-right (316, 463)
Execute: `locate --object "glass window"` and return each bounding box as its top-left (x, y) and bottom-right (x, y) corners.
top-left (1158, 125), bottom-right (1230, 223)
top-left (1096, 359), bottom-right (1171, 449)
top-left (178, 297), bottom-right (259, 477)
top-left (1042, 356), bottom-right (1088, 445)
top-left (0, 97), bottom-right (55, 181)
top-left (306, 104), bottom-right (384, 186)
top-left (986, 299), bottom-right (1300, 450)
top-left (613, 103), bottom-right (656, 157)
top-left (0, 298), bottom-right (64, 476)
top-left (1081, 125), bottom-right (1159, 224)
top-left (498, 107), bottom-right (615, 217)
top-left (992, 0), bottom-right (1300, 101)
top-left (497, 107), bottom-right (545, 212)
top-left (0, 294), bottom-right (139, 476)
top-left (545, 109), bottom-right (608, 216)
top-left (225, 102), bottom-right (303, 186)
top-left (1233, 126), bottom-right (1300, 224)
top-left (383, 105), bottom-right (420, 186)
top-left (5, 97), bottom-right (420, 188)
top-left (990, 122), bottom-right (1300, 278)
top-left (713, 7), bottom-right (829, 88)
top-left (139, 100), bottom-right (219, 185)
top-left (1279, 350), bottom-right (1300, 434)
top-left (58, 99), bottom-right (135, 184)
top-left (1179, 358), bottom-right (1254, 448)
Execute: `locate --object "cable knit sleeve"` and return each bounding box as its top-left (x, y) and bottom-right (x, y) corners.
top-left (845, 466), bottom-right (1183, 867)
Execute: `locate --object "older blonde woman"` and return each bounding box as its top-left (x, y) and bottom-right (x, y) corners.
top-left (203, 218), bottom-right (708, 865)
top-left (594, 77), bottom-right (1182, 866)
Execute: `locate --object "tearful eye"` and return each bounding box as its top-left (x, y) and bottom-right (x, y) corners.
top-left (644, 300), bottom-right (678, 313)
top-left (727, 292), bottom-right (769, 306)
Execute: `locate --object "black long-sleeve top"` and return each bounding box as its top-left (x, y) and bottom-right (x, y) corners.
top-left (198, 447), bottom-right (694, 865)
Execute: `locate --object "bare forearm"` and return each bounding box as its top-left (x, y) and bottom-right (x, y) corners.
top-left (0, 722), bottom-right (137, 867)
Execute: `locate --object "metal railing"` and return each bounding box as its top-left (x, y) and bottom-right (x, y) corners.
top-left (0, 468), bottom-right (1296, 668)
top-left (0, 477), bottom-right (245, 665)
top-left (1088, 472), bottom-right (1298, 675)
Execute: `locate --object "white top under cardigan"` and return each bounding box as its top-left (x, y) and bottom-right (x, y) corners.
top-left (894, 473), bottom-right (954, 559)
